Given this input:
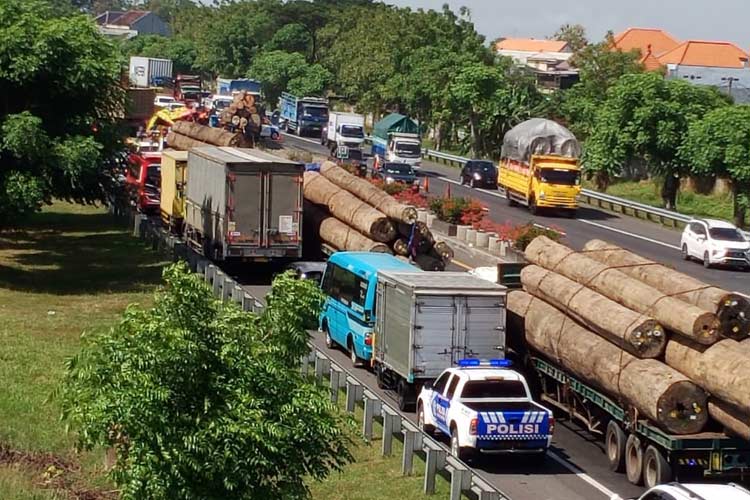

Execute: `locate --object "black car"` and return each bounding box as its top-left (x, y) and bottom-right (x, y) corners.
top-left (460, 160), bottom-right (497, 188)
top-left (373, 162), bottom-right (417, 185)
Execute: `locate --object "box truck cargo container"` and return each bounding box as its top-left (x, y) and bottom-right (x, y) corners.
top-left (129, 56), bottom-right (173, 88)
top-left (184, 147), bottom-right (304, 261)
top-left (216, 78), bottom-right (261, 96)
top-left (373, 270), bottom-right (507, 409)
top-left (279, 92), bottom-right (328, 137)
top-left (160, 149), bottom-right (188, 234)
top-left (323, 112), bottom-right (365, 151)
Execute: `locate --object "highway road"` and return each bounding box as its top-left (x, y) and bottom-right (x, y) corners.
top-left (282, 132), bottom-right (749, 295)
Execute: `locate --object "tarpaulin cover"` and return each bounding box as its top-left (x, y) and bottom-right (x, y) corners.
top-left (501, 118), bottom-right (581, 162)
top-left (372, 113), bottom-right (419, 140)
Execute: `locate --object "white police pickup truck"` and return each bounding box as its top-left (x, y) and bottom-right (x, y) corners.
top-left (417, 359), bottom-right (554, 461)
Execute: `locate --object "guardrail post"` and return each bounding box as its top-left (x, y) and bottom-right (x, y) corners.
top-left (241, 293), bottom-right (254, 311)
top-left (314, 353), bottom-right (330, 382)
top-left (424, 447), bottom-right (447, 494)
top-left (329, 365), bottom-right (344, 404)
top-left (212, 270), bottom-right (224, 296)
top-left (222, 278), bottom-right (233, 302)
top-left (448, 459), bottom-right (471, 500)
top-left (362, 391), bottom-right (382, 441)
top-left (345, 377), bottom-right (363, 413)
top-left (300, 351), bottom-right (315, 376)
top-left (231, 285), bottom-right (243, 305)
top-left (205, 264), bottom-right (216, 285)
top-left (196, 258), bottom-right (208, 277)
top-left (381, 408), bottom-right (401, 456)
top-left (401, 427), bottom-right (423, 476)
top-left (476, 489), bottom-right (500, 500)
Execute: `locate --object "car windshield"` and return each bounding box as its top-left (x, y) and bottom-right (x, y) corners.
top-left (473, 161), bottom-right (495, 172)
top-left (340, 125), bottom-right (364, 138)
top-left (214, 100), bottom-right (231, 110)
top-left (395, 142), bottom-right (421, 157)
top-left (540, 168), bottom-right (580, 186)
top-left (461, 380), bottom-right (527, 399)
top-left (146, 165), bottom-right (161, 187)
top-left (303, 106), bottom-right (328, 118)
top-left (709, 228), bottom-right (746, 242)
top-left (385, 164), bottom-right (414, 175)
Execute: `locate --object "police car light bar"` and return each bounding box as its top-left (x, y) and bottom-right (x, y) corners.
top-left (457, 359), bottom-right (513, 368)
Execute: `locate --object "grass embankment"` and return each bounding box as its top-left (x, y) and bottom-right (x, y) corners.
top-left (0, 202), bottom-right (449, 499)
top-left (584, 179), bottom-right (734, 221)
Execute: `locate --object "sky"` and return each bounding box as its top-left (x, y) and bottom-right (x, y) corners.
top-left (386, 0), bottom-right (750, 49)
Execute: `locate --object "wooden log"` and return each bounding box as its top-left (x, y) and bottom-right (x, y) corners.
top-left (319, 161), bottom-right (418, 223)
top-left (583, 239), bottom-right (750, 340)
top-left (166, 132), bottom-right (209, 150)
top-left (709, 399), bottom-right (750, 440)
top-left (414, 254), bottom-right (446, 271)
top-left (525, 236), bottom-right (720, 345)
top-left (303, 171), bottom-right (396, 242)
top-left (393, 238), bottom-right (409, 256)
top-left (172, 121), bottom-right (244, 147)
top-left (521, 265), bottom-right (666, 358)
top-left (433, 241), bottom-right (454, 263)
top-left (508, 291), bottom-right (708, 435)
top-left (306, 204), bottom-right (391, 254)
top-left (665, 338), bottom-right (750, 412)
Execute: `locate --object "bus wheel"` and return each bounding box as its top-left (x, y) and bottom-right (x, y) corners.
top-left (625, 434), bottom-right (644, 486)
top-left (643, 445), bottom-right (672, 489)
top-left (606, 421), bottom-right (626, 473)
top-left (348, 337), bottom-right (362, 367)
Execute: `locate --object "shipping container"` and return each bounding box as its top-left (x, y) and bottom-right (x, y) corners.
top-left (129, 56), bottom-right (173, 88)
top-left (373, 270), bottom-right (507, 409)
top-left (184, 147), bottom-right (304, 261)
top-left (160, 149), bottom-right (189, 233)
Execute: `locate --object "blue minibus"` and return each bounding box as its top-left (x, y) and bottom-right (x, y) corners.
top-left (319, 252), bottom-right (419, 366)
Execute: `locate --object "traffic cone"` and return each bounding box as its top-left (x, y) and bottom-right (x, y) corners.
top-left (423, 176), bottom-right (430, 193)
top-left (444, 183), bottom-right (451, 199)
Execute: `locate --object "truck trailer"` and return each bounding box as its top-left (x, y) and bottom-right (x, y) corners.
top-left (129, 56), bottom-right (173, 88)
top-left (279, 92), bottom-right (329, 137)
top-left (371, 113), bottom-right (422, 168)
top-left (184, 147), bottom-right (304, 262)
top-left (216, 78), bottom-right (261, 97)
top-left (160, 149), bottom-right (188, 234)
top-left (373, 270), bottom-right (507, 410)
top-left (323, 112), bottom-right (365, 153)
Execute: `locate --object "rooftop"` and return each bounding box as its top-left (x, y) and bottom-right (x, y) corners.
top-left (328, 252), bottom-right (418, 279)
top-left (495, 38), bottom-right (570, 53)
top-left (613, 28), bottom-right (681, 56)
top-left (659, 40), bottom-right (749, 69)
top-left (95, 10), bottom-right (151, 28)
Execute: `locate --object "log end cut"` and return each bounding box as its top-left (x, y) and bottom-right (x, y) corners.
top-left (693, 311), bottom-right (722, 345)
top-left (627, 320), bottom-right (667, 359)
top-left (656, 379), bottom-right (708, 435)
top-left (718, 293), bottom-right (750, 340)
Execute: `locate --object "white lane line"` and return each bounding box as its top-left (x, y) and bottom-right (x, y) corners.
top-left (576, 219), bottom-right (681, 251)
top-left (547, 451), bottom-right (617, 499)
top-left (281, 131), bottom-right (324, 146)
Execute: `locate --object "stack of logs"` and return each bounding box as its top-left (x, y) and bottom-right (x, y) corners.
top-left (166, 121), bottom-right (250, 150)
top-left (303, 161), bottom-right (454, 271)
top-left (508, 235), bottom-right (750, 437)
top-left (218, 91), bottom-right (263, 141)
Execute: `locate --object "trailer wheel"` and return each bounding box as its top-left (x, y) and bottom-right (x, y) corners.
top-left (375, 364), bottom-right (386, 389)
top-left (625, 434), bottom-right (644, 485)
top-left (606, 421), bottom-right (626, 473)
top-left (643, 445), bottom-right (672, 489)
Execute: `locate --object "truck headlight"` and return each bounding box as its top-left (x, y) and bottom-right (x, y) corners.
top-left (539, 191), bottom-right (546, 199)
top-left (385, 176), bottom-right (395, 184)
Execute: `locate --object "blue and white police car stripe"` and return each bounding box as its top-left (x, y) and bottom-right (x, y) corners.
top-left (521, 411), bottom-right (546, 424)
top-left (480, 412), bottom-right (506, 424)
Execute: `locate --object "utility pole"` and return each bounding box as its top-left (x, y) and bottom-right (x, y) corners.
top-left (721, 76), bottom-right (740, 94)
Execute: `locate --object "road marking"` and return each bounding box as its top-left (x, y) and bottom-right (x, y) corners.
top-left (547, 451), bottom-right (618, 499)
top-left (452, 259), bottom-right (473, 270)
top-left (281, 131), bottom-right (324, 146)
top-left (576, 219), bottom-right (681, 250)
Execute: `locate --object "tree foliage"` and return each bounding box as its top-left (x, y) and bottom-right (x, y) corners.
top-left (61, 263), bottom-right (352, 500)
top-left (683, 105), bottom-right (750, 227)
top-left (0, 0), bottom-right (124, 223)
top-left (551, 23), bottom-right (588, 52)
top-left (249, 50), bottom-right (332, 107)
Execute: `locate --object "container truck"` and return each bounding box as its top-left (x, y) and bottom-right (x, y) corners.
top-left (371, 113), bottom-right (422, 169)
top-left (323, 112), bottom-right (365, 152)
top-left (174, 74), bottom-right (202, 104)
top-left (160, 149), bottom-right (188, 234)
top-left (216, 78), bottom-right (261, 97)
top-left (372, 270), bottom-right (507, 410)
top-left (184, 147), bottom-right (304, 262)
top-left (498, 118), bottom-right (582, 216)
top-left (279, 92), bottom-right (329, 137)
top-left (129, 56), bottom-right (173, 88)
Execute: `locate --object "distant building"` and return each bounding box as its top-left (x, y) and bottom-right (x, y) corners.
top-left (495, 38), bottom-right (578, 91)
top-left (95, 10), bottom-right (170, 38)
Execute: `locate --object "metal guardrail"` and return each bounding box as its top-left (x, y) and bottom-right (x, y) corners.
top-left (130, 212), bottom-right (508, 500)
top-left (422, 149), bottom-right (750, 238)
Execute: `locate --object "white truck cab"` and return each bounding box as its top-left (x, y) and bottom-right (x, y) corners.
top-left (417, 359), bottom-right (554, 461)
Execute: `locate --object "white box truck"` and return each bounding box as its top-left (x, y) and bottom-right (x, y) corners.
top-left (323, 112), bottom-right (365, 152)
top-left (372, 271), bottom-right (507, 410)
top-left (129, 56), bottom-right (173, 88)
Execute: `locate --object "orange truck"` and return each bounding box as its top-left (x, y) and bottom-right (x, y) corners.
top-left (498, 119), bottom-right (582, 216)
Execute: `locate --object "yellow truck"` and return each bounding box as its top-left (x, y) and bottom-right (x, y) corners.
top-left (498, 119), bottom-right (582, 216)
top-left (160, 149), bottom-right (189, 233)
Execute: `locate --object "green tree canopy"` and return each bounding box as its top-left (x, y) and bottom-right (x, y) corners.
top-left (61, 263), bottom-right (352, 499)
top-left (249, 50), bottom-right (331, 106)
top-left (683, 105), bottom-right (750, 227)
top-left (551, 23), bottom-right (588, 52)
top-left (584, 72), bottom-right (729, 207)
top-left (0, 0), bottom-right (124, 223)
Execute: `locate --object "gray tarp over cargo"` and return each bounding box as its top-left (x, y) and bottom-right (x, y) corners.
top-left (501, 118), bottom-right (581, 163)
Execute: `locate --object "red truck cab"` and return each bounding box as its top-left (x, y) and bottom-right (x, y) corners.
top-left (126, 152), bottom-right (162, 214)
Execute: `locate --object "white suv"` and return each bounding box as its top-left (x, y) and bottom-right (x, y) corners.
top-left (614, 482), bottom-right (750, 500)
top-left (680, 219), bottom-right (750, 269)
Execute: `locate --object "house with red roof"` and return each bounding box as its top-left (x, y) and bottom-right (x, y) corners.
top-left (495, 38), bottom-right (578, 91)
top-left (95, 10), bottom-right (170, 38)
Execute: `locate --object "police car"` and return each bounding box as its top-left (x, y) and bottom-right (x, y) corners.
top-left (417, 359), bottom-right (554, 461)
top-left (612, 482), bottom-right (750, 500)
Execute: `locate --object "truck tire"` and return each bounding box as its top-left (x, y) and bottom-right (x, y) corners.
top-left (506, 191), bottom-right (517, 207)
top-left (397, 380), bottom-right (413, 411)
top-left (625, 434), bottom-right (644, 485)
top-left (450, 426), bottom-right (472, 462)
top-left (529, 196), bottom-right (539, 215)
top-left (375, 364), bottom-right (386, 389)
top-left (606, 421), bottom-right (626, 473)
top-left (643, 445), bottom-right (672, 489)
top-left (418, 402), bottom-right (435, 434)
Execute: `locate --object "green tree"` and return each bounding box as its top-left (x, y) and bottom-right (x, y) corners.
top-left (264, 22), bottom-right (312, 55)
top-left (121, 35), bottom-right (198, 74)
top-left (0, 0), bottom-right (124, 223)
top-left (249, 50), bottom-right (331, 106)
top-left (683, 105), bottom-right (750, 228)
top-left (584, 72), bottom-right (728, 207)
top-left (61, 263), bottom-right (352, 500)
top-left (551, 23), bottom-right (588, 52)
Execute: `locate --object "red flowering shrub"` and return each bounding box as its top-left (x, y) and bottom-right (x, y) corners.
top-left (394, 189), bottom-right (428, 209)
